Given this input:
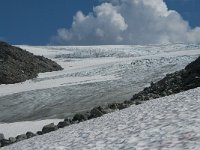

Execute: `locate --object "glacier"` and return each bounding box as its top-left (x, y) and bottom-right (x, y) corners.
top-left (0, 44), bottom-right (200, 123)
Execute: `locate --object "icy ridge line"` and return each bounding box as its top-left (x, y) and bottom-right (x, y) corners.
top-left (0, 55), bottom-right (200, 148)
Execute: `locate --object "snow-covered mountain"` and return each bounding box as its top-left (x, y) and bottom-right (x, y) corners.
top-left (0, 44), bottom-right (200, 123)
top-left (2, 87), bottom-right (200, 150)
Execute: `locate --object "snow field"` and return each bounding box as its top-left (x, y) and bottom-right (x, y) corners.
top-left (2, 87), bottom-right (200, 150)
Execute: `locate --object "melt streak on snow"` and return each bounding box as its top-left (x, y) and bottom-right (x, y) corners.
top-left (3, 88), bottom-right (200, 150)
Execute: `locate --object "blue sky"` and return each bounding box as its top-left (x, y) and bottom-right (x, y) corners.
top-left (0, 0), bottom-right (199, 45)
top-left (166, 0), bottom-right (200, 28)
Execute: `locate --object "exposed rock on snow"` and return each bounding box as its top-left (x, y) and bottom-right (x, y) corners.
top-left (0, 44), bottom-right (200, 122)
top-left (0, 134), bottom-right (4, 141)
top-left (8, 138), bottom-right (16, 144)
top-left (0, 45), bottom-right (200, 148)
top-left (57, 121), bottom-right (71, 129)
top-left (0, 42), bottom-right (63, 84)
top-left (26, 132), bottom-right (36, 139)
top-left (186, 56), bottom-right (200, 74)
top-left (16, 134), bottom-right (27, 142)
top-left (42, 123), bottom-right (58, 134)
top-left (2, 87), bottom-right (200, 149)
top-left (131, 56), bottom-right (200, 104)
top-left (1, 55), bottom-right (200, 148)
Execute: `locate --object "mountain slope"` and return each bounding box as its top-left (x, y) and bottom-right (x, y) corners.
top-left (0, 45), bottom-right (200, 149)
top-left (2, 87), bottom-right (200, 150)
top-left (1, 44), bottom-right (199, 122)
top-left (131, 56), bottom-right (200, 103)
top-left (0, 42), bottom-right (63, 84)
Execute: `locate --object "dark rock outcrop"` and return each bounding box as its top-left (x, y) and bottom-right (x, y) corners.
top-left (0, 135), bottom-right (16, 147)
top-left (0, 41), bottom-right (63, 84)
top-left (131, 56), bottom-right (200, 104)
top-left (185, 56), bottom-right (200, 74)
top-left (8, 137), bottom-right (16, 143)
top-left (16, 134), bottom-right (27, 142)
top-left (26, 132), bottom-right (36, 139)
top-left (36, 131), bottom-right (43, 135)
top-left (72, 113), bottom-right (89, 122)
top-left (0, 134), bottom-right (4, 141)
top-left (1, 139), bottom-right (10, 147)
top-left (89, 106), bottom-right (107, 119)
top-left (57, 121), bottom-right (71, 128)
top-left (42, 123), bottom-right (58, 134)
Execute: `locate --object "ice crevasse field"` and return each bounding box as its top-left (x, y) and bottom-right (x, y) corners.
top-left (0, 44), bottom-right (200, 138)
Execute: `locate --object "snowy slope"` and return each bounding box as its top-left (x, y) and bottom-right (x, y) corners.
top-left (0, 44), bottom-right (200, 122)
top-left (2, 44), bottom-right (200, 97)
top-left (0, 119), bottom-right (62, 139)
top-left (3, 87), bottom-right (200, 150)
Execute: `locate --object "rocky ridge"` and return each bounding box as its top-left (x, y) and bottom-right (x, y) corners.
top-left (131, 56), bottom-right (200, 104)
top-left (0, 42), bottom-right (63, 84)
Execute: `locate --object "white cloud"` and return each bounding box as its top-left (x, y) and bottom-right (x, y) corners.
top-left (52, 0), bottom-right (200, 45)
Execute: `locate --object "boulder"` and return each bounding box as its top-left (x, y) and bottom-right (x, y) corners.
top-left (103, 108), bottom-right (115, 114)
top-left (72, 113), bottom-right (89, 122)
top-left (117, 103), bottom-right (129, 110)
top-left (26, 132), bottom-right (36, 138)
top-left (1, 139), bottom-right (11, 147)
top-left (0, 133), bottom-right (4, 141)
top-left (8, 137), bottom-right (16, 143)
top-left (89, 106), bottom-right (106, 119)
top-left (42, 123), bottom-right (58, 134)
top-left (108, 103), bottom-right (119, 110)
top-left (16, 134), bottom-right (27, 142)
top-left (57, 121), bottom-right (70, 128)
top-left (36, 131), bottom-right (43, 135)
top-left (135, 100), bottom-right (142, 105)
top-left (64, 118), bottom-right (72, 123)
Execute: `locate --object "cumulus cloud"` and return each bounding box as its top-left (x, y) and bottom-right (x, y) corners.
top-left (52, 0), bottom-right (200, 45)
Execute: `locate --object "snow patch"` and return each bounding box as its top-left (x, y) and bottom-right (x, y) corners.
top-left (0, 119), bottom-right (62, 139)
